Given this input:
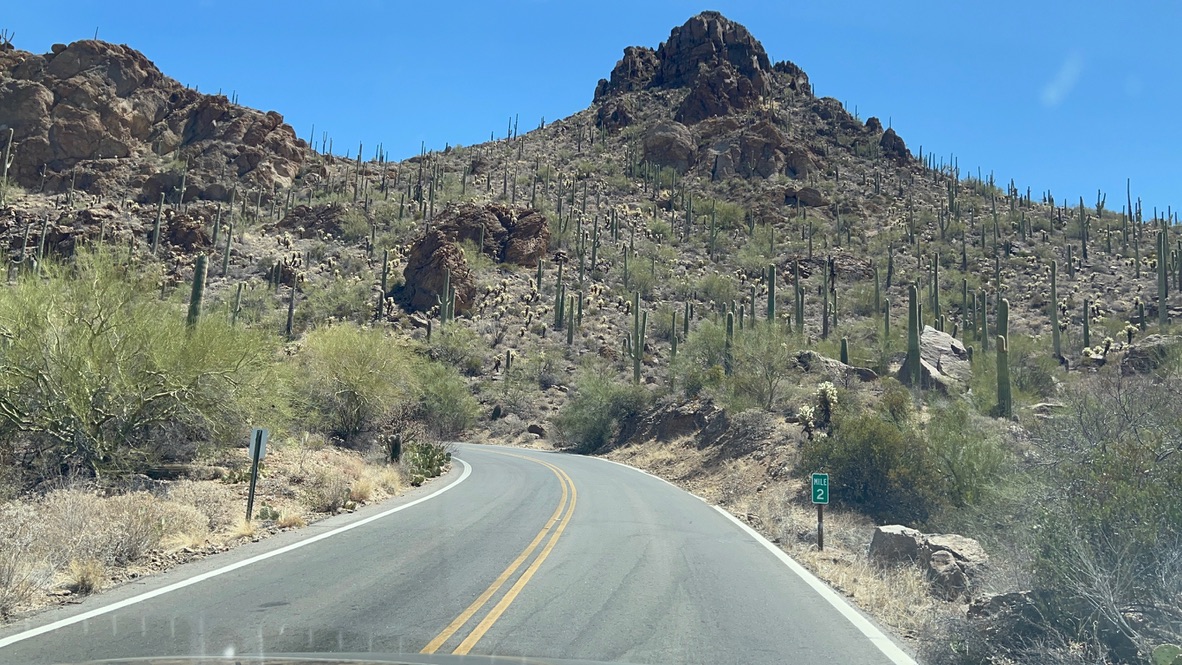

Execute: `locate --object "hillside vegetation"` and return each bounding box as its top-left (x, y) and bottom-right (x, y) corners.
top-left (0, 13), bottom-right (1179, 663)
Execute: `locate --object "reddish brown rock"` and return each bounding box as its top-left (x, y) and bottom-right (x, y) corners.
top-left (431, 202), bottom-right (550, 268)
top-left (0, 39), bottom-right (309, 198)
top-left (400, 230), bottom-right (477, 315)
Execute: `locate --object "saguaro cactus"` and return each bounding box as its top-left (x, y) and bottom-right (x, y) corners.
top-left (1160, 229), bottom-right (1169, 326)
top-left (724, 311), bottom-right (735, 376)
top-left (186, 254), bottom-right (208, 328)
top-left (627, 291), bottom-right (647, 384)
top-left (1050, 261), bottom-right (1061, 358)
top-left (997, 335), bottom-right (1012, 417)
top-left (766, 264), bottom-right (776, 322)
top-left (905, 284), bottom-right (921, 385)
top-left (840, 337), bottom-right (849, 364)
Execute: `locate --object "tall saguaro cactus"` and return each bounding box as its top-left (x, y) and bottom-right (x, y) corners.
top-left (186, 254), bottom-right (208, 329)
top-left (627, 291), bottom-right (647, 384)
top-left (766, 264), bottom-right (776, 322)
top-left (1160, 229), bottom-right (1169, 327)
top-left (724, 311), bottom-right (735, 376)
top-left (1050, 261), bottom-right (1061, 358)
top-left (997, 335), bottom-right (1012, 418)
top-left (0, 128), bottom-right (13, 207)
top-left (904, 284), bottom-right (921, 385)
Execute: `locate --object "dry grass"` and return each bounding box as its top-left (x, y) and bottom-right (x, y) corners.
top-left (374, 466), bottom-right (403, 493)
top-left (0, 436), bottom-right (412, 621)
top-left (160, 529), bottom-right (210, 552)
top-left (276, 513), bottom-right (307, 528)
top-left (224, 517), bottom-right (258, 542)
top-left (165, 480), bottom-right (238, 532)
top-left (301, 468), bottom-right (351, 513)
top-left (349, 476), bottom-right (375, 503)
top-left (64, 558), bottom-right (104, 595)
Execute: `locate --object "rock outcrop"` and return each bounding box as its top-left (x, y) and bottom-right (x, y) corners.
top-left (869, 525), bottom-right (989, 600)
top-left (796, 350), bottom-right (878, 382)
top-left (0, 39), bottom-right (309, 199)
top-left (274, 204), bottom-right (351, 240)
top-left (400, 229), bottom-right (477, 315)
top-left (398, 203), bottom-right (550, 315)
top-left (898, 325), bottom-right (972, 392)
top-left (431, 203), bottom-right (550, 268)
top-left (879, 127), bottom-right (911, 165)
top-left (704, 119), bottom-right (815, 180)
top-left (594, 12), bottom-right (780, 125)
top-left (1120, 334), bottom-right (1182, 375)
top-left (643, 121), bottom-right (696, 172)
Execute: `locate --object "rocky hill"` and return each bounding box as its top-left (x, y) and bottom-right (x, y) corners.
top-left (0, 37), bottom-right (309, 200)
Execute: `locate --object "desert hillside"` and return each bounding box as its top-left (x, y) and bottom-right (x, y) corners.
top-left (0, 13), bottom-right (1179, 664)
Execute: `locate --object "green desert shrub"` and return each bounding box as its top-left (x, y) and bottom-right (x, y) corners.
top-left (554, 362), bottom-right (651, 452)
top-left (417, 361), bottom-right (478, 439)
top-left (294, 323), bottom-right (420, 446)
top-left (0, 250), bottom-right (279, 483)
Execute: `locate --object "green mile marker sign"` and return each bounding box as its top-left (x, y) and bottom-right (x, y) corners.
top-left (811, 473), bottom-right (829, 505)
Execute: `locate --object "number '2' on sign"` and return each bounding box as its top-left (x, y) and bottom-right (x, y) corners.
top-left (811, 473), bottom-right (829, 505)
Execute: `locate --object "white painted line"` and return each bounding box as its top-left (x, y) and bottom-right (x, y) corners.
top-left (713, 506), bottom-right (919, 665)
top-left (0, 459), bottom-right (473, 650)
top-left (583, 452), bottom-right (915, 664)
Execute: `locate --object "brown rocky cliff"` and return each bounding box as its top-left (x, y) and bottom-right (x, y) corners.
top-left (0, 39), bottom-right (310, 200)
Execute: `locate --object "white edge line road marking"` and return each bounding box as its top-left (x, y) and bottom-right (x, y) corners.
top-left (579, 450), bottom-right (917, 665)
top-left (0, 458), bottom-right (473, 650)
top-left (713, 507), bottom-right (918, 665)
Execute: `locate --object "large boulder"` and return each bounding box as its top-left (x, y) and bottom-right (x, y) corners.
top-left (643, 121), bottom-right (696, 173)
top-left (868, 524), bottom-right (926, 564)
top-left (784, 186), bottom-right (829, 208)
top-left (1120, 334), bottom-right (1182, 375)
top-left (704, 120), bottom-right (814, 180)
top-left (926, 549), bottom-right (968, 600)
top-left (595, 96), bottom-right (634, 132)
top-left (400, 230), bottom-right (477, 315)
top-left (430, 203), bottom-right (550, 268)
top-left (870, 525), bottom-right (989, 600)
top-left (898, 326), bottom-right (972, 392)
top-left (796, 350), bottom-right (878, 383)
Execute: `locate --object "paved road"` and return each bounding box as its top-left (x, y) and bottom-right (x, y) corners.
top-left (0, 444), bottom-right (914, 665)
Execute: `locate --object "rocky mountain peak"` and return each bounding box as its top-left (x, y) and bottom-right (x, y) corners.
top-left (594, 12), bottom-right (809, 125)
top-left (652, 11), bottom-right (771, 92)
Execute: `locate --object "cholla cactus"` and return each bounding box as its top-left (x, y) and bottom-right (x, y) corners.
top-left (815, 381), bottom-right (838, 429)
top-left (798, 404), bottom-right (817, 437)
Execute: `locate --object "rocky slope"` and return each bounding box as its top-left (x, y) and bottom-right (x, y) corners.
top-left (0, 38), bottom-right (309, 200)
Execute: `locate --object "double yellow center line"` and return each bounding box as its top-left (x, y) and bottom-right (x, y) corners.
top-left (421, 454), bottom-right (577, 655)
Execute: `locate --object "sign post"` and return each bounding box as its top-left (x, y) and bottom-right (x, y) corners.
top-left (245, 427), bottom-right (269, 522)
top-left (811, 472), bottom-right (829, 551)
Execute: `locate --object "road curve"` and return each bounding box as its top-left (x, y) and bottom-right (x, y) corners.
top-left (0, 443), bottom-right (914, 665)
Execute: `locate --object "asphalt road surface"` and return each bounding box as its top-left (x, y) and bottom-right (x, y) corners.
top-left (0, 443), bottom-right (916, 665)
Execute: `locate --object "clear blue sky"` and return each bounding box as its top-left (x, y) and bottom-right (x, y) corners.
top-left (6, 1), bottom-right (1179, 216)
